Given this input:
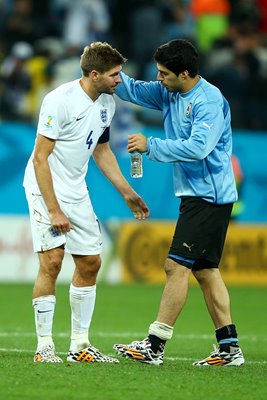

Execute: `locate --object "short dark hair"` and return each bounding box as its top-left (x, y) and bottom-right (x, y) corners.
top-left (80, 42), bottom-right (127, 76)
top-left (154, 39), bottom-right (199, 77)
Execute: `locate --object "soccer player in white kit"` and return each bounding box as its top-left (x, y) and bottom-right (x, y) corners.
top-left (23, 42), bottom-right (149, 363)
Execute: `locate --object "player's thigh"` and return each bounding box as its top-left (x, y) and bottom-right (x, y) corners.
top-left (169, 197), bottom-right (233, 267)
top-left (64, 198), bottom-right (102, 256)
top-left (72, 253), bottom-right (101, 275)
top-left (25, 191), bottom-right (66, 252)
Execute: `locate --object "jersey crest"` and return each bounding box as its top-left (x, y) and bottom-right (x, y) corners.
top-left (100, 109), bottom-right (108, 123)
top-left (186, 103), bottom-right (192, 117)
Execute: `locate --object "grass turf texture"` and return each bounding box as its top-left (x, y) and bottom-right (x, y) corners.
top-left (0, 283), bottom-right (266, 400)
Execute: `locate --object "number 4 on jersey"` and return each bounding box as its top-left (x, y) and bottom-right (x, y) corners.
top-left (86, 131), bottom-right (93, 149)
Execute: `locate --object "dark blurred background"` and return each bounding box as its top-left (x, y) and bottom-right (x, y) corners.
top-left (1, 0), bottom-right (267, 130)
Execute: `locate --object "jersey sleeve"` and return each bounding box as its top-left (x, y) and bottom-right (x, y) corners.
top-left (115, 72), bottom-right (164, 111)
top-left (147, 101), bottom-right (226, 162)
top-left (37, 93), bottom-right (69, 140)
top-left (97, 127), bottom-right (110, 143)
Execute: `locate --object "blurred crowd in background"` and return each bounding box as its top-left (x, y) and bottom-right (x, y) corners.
top-left (0, 0), bottom-right (267, 131)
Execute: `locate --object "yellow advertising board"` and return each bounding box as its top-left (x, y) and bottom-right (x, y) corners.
top-left (117, 221), bottom-right (267, 285)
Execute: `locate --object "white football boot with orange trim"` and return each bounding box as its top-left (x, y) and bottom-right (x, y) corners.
top-left (114, 337), bottom-right (164, 365)
top-left (34, 345), bottom-right (63, 363)
top-left (193, 344), bottom-right (245, 366)
top-left (67, 344), bottom-right (119, 363)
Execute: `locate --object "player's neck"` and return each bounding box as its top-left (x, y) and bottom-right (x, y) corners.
top-left (79, 78), bottom-right (99, 102)
top-left (183, 75), bottom-right (201, 93)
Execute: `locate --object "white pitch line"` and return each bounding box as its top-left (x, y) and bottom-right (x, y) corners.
top-left (0, 331), bottom-right (266, 342)
top-left (0, 348), bottom-right (266, 365)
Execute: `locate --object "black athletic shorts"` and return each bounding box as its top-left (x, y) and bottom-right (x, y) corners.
top-left (168, 197), bottom-right (233, 270)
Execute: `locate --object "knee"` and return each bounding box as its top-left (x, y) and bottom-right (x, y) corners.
top-left (88, 255), bottom-right (101, 274)
top-left (193, 268), bottom-right (215, 286)
top-left (164, 259), bottom-right (174, 276)
top-left (164, 258), bottom-right (189, 277)
top-left (77, 255), bottom-right (101, 279)
top-left (40, 254), bottom-right (62, 280)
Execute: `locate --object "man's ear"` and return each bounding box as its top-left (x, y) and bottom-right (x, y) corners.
top-left (180, 70), bottom-right (189, 79)
top-left (91, 70), bottom-right (99, 81)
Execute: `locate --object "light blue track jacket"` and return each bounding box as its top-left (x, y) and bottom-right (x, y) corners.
top-left (116, 72), bottom-right (237, 204)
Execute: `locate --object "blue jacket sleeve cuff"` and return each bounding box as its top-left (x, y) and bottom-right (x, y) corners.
top-left (146, 136), bottom-right (153, 157)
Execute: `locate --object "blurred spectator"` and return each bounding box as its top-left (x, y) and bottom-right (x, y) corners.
top-left (48, 45), bottom-right (82, 89)
top-left (229, 0), bottom-right (261, 33)
top-left (24, 39), bottom-right (60, 121)
top-left (206, 24), bottom-right (267, 129)
top-left (110, 0), bottom-right (163, 77)
top-left (0, 0), bottom-right (47, 54)
top-left (109, 0), bottom-right (141, 57)
top-left (160, 0), bottom-right (196, 43)
top-left (31, 0), bottom-right (60, 38)
top-left (190, 0), bottom-right (231, 54)
top-left (207, 48), bottom-right (259, 129)
top-left (129, 0), bottom-right (163, 77)
top-left (0, 0), bottom-right (266, 130)
top-left (0, 41), bottom-right (33, 121)
top-left (62, 0), bottom-right (111, 48)
top-left (0, 1), bottom-right (11, 35)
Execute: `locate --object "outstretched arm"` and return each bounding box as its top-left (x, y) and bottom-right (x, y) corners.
top-left (116, 72), bottom-right (164, 110)
top-left (93, 142), bottom-right (150, 221)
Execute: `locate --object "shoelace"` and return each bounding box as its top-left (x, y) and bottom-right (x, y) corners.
top-left (39, 345), bottom-right (54, 356)
top-left (128, 339), bottom-right (150, 350)
top-left (210, 344), bottom-right (220, 357)
top-left (38, 346), bottom-right (61, 361)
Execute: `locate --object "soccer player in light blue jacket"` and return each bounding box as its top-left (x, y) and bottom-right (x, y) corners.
top-left (114, 39), bottom-right (245, 367)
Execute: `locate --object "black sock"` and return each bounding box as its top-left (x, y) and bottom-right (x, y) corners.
top-left (148, 334), bottom-right (166, 353)
top-left (216, 324), bottom-right (239, 352)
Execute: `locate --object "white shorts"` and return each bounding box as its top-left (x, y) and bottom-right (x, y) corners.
top-left (25, 191), bottom-right (102, 255)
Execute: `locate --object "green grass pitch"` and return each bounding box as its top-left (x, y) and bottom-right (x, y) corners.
top-left (0, 283), bottom-right (266, 400)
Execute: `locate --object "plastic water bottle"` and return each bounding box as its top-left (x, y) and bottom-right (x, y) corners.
top-left (130, 152), bottom-right (143, 178)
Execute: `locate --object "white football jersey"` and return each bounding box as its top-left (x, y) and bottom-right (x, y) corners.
top-left (23, 79), bottom-right (115, 202)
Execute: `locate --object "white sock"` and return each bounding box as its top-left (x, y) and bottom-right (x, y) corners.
top-left (69, 283), bottom-right (96, 352)
top-left (32, 295), bottom-right (56, 351)
top-left (148, 320), bottom-right (174, 340)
